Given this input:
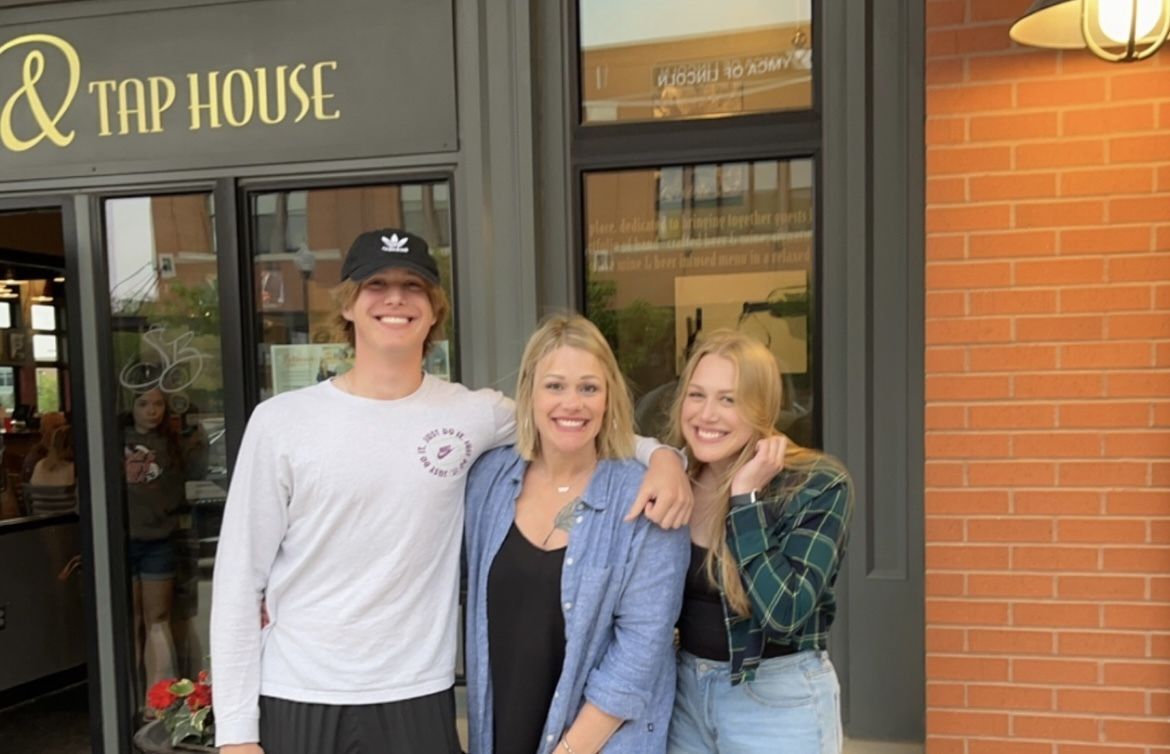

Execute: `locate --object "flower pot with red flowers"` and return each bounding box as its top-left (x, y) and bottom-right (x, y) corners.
top-left (133, 673), bottom-right (217, 753)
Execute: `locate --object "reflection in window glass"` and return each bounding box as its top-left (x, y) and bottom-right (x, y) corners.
top-left (754, 159), bottom-right (779, 191)
top-left (104, 193), bottom-right (224, 715)
top-left (584, 158), bottom-right (816, 447)
top-left (32, 334), bottom-right (58, 361)
top-left (250, 182), bottom-right (457, 401)
top-left (31, 304), bottom-right (56, 331)
top-left (0, 366), bottom-right (14, 411)
top-left (579, 0), bottom-right (812, 124)
top-left (35, 367), bottom-right (59, 412)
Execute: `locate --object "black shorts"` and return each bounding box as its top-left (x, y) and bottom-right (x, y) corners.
top-left (258, 688), bottom-right (462, 754)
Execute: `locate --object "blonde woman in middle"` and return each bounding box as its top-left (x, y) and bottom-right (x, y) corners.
top-left (464, 314), bottom-right (690, 754)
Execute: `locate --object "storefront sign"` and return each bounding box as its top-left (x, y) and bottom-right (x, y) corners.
top-left (0, 0), bottom-right (457, 178)
top-left (1, 33), bottom-right (338, 152)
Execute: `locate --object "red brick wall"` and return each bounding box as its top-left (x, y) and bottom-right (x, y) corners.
top-left (925, 1), bottom-right (1170, 751)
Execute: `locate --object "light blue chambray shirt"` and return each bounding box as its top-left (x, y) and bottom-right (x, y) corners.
top-left (464, 446), bottom-right (689, 754)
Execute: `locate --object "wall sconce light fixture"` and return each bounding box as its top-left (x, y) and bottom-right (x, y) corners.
top-left (1011, 0), bottom-right (1170, 62)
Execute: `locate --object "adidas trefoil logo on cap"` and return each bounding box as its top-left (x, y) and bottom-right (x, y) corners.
top-left (381, 234), bottom-right (410, 253)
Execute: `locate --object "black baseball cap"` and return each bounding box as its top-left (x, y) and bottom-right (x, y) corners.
top-left (340, 228), bottom-right (440, 285)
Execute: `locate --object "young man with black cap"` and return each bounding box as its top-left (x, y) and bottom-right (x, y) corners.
top-left (210, 229), bottom-right (691, 754)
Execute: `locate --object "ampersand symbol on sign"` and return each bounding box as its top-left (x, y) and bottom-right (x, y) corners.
top-left (0, 34), bottom-right (80, 152)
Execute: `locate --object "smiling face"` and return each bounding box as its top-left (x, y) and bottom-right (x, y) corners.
top-left (531, 346), bottom-right (608, 461)
top-left (132, 389), bottom-right (167, 434)
top-left (679, 354), bottom-right (754, 470)
top-left (342, 268), bottom-right (437, 357)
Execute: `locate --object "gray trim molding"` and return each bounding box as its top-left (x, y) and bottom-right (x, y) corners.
top-left (532, 0), bottom-right (574, 314)
top-left (71, 193), bottom-right (124, 754)
top-left (452, 0), bottom-right (539, 394)
top-left (822, 0), bottom-right (925, 740)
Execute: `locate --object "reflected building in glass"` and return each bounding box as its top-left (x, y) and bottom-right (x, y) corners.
top-left (579, 5), bottom-right (812, 124)
top-left (583, 159), bottom-right (815, 444)
top-left (575, 1), bottom-right (818, 446)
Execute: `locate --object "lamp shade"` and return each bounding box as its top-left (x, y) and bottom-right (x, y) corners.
top-left (1010, 0), bottom-right (1086, 48)
top-left (1011, 0), bottom-right (1170, 61)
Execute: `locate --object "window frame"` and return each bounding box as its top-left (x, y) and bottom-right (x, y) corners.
top-left (571, 0), bottom-right (823, 132)
top-left (93, 185), bottom-right (222, 749)
top-left (567, 0), bottom-right (826, 446)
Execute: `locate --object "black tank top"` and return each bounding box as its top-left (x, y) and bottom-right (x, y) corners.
top-left (677, 542), bottom-right (797, 661)
top-left (487, 523), bottom-right (566, 753)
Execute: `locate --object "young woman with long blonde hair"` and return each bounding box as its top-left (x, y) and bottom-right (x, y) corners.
top-left (666, 331), bottom-right (853, 754)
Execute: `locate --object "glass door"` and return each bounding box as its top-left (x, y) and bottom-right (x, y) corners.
top-left (101, 192), bottom-right (226, 720)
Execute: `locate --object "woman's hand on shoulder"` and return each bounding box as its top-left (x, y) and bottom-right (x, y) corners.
top-left (731, 435), bottom-right (788, 497)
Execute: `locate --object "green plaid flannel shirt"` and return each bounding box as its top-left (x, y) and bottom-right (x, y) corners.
top-left (721, 458), bottom-right (853, 684)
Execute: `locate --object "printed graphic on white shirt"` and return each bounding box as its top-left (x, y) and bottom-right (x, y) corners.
top-left (416, 427), bottom-right (473, 478)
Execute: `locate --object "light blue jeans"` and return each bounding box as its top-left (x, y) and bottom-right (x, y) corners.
top-left (667, 650), bottom-right (842, 754)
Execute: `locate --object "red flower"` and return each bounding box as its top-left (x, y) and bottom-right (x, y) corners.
top-left (146, 679), bottom-right (178, 711)
top-left (186, 683), bottom-right (212, 711)
top-left (197, 670), bottom-right (210, 684)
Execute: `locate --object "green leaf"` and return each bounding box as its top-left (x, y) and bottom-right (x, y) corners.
top-left (191, 707), bottom-right (211, 730)
top-left (170, 719), bottom-right (198, 746)
top-left (169, 679), bottom-right (196, 696)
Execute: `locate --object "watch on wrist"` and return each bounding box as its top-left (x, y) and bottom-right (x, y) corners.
top-left (730, 490), bottom-right (758, 507)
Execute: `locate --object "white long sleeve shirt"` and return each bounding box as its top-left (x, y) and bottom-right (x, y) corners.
top-left (210, 376), bottom-right (514, 745)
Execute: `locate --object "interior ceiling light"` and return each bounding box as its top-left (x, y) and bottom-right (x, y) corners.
top-left (1011, 0), bottom-right (1170, 62)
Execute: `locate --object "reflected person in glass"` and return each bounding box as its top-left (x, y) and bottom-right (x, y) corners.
top-left (26, 423), bottom-right (77, 515)
top-left (122, 386), bottom-right (186, 696)
top-left (465, 314), bottom-right (689, 754)
top-left (21, 410), bottom-right (67, 483)
top-left (29, 424), bottom-right (75, 487)
top-left (665, 331), bottom-right (853, 754)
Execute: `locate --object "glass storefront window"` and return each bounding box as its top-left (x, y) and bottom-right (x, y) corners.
top-left (32, 334), bottom-right (58, 361)
top-left (30, 304), bottom-right (55, 331)
top-left (249, 181), bottom-right (457, 401)
top-left (35, 367), bottom-right (59, 412)
top-left (103, 193), bottom-right (224, 711)
top-left (584, 158), bottom-right (816, 447)
top-left (0, 366), bottom-right (14, 411)
top-left (578, 0), bottom-right (813, 124)
top-left (0, 276), bottom-right (69, 416)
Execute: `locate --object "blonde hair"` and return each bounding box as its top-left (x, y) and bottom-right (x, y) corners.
top-left (667, 330), bottom-right (845, 616)
top-left (37, 412), bottom-right (67, 449)
top-left (329, 277), bottom-right (450, 356)
top-left (514, 313), bottom-right (635, 462)
top-left (43, 425), bottom-right (74, 471)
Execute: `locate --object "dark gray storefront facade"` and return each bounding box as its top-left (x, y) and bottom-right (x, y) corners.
top-left (0, 1), bottom-right (925, 750)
